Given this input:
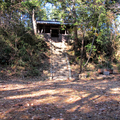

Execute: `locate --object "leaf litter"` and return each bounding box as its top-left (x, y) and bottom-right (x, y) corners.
top-left (0, 74), bottom-right (120, 120)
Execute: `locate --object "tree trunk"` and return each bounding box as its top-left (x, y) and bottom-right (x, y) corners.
top-left (74, 26), bottom-right (78, 54)
top-left (0, 10), bottom-right (1, 25)
top-left (72, 0), bottom-right (78, 54)
top-left (32, 9), bottom-right (37, 35)
top-left (80, 29), bottom-right (85, 73)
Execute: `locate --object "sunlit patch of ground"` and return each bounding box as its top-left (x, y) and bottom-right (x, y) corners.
top-left (0, 76), bottom-right (120, 120)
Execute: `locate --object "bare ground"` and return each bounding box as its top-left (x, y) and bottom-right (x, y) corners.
top-left (0, 74), bottom-right (120, 120)
top-left (0, 40), bottom-right (120, 120)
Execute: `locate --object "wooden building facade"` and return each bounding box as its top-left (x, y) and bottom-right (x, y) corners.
top-left (37, 21), bottom-right (71, 38)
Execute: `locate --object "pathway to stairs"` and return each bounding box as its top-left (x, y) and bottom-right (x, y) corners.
top-left (49, 37), bottom-right (71, 80)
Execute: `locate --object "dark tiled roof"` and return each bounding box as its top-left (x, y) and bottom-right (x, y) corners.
top-left (37, 20), bottom-right (70, 25)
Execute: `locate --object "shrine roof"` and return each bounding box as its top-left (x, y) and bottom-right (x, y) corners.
top-left (37, 20), bottom-right (70, 25)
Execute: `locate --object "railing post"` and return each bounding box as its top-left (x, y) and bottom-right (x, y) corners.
top-left (50, 39), bottom-right (53, 80)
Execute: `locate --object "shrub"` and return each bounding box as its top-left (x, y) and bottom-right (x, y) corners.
top-left (117, 64), bottom-right (120, 73)
top-left (0, 26), bottom-right (49, 77)
top-left (29, 68), bottom-right (40, 76)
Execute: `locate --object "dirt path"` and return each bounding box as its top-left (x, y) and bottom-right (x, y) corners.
top-left (0, 75), bottom-right (120, 120)
top-left (50, 37), bottom-right (71, 80)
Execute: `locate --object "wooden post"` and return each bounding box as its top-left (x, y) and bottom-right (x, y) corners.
top-left (50, 28), bottom-right (52, 37)
top-left (43, 25), bottom-right (45, 33)
top-left (65, 29), bottom-right (66, 35)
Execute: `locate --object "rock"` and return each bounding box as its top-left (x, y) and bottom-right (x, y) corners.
top-left (32, 115), bottom-right (42, 120)
top-left (79, 73), bottom-right (88, 79)
top-left (103, 71), bottom-right (110, 75)
top-left (49, 77), bottom-right (53, 80)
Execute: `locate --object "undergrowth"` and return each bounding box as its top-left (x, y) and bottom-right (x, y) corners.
top-left (0, 26), bottom-right (50, 78)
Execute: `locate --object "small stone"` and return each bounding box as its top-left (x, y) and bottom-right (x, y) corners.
top-left (18, 104), bottom-right (23, 106)
top-left (88, 115), bottom-right (92, 118)
top-left (27, 103), bottom-right (30, 106)
top-left (32, 115), bottom-right (42, 120)
top-left (103, 71), bottom-right (110, 75)
top-left (31, 103), bottom-right (33, 106)
top-left (50, 117), bottom-right (56, 120)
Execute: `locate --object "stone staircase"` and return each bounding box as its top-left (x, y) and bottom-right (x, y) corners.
top-left (49, 37), bottom-right (71, 80)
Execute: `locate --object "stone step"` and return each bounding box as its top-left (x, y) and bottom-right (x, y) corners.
top-left (50, 39), bottom-right (71, 80)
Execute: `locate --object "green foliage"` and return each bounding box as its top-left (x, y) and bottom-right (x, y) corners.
top-left (85, 44), bottom-right (97, 52)
top-left (0, 0), bottom-right (50, 77)
top-left (104, 62), bottom-right (113, 69)
top-left (98, 64), bottom-right (103, 68)
top-left (0, 0), bottom-right (119, 76)
top-left (0, 25), bottom-right (48, 77)
top-left (0, 34), bottom-right (14, 64)
top-left (87, 72), bottom-right (90, 77)
top-left (28, 67), bottom-right (40, 76)
top-left (18, 59), bottom-right (26, 67)
top-left (117, 64), bottom-right (120, 73)
top-left (108, 63), bottom-right (113, 69)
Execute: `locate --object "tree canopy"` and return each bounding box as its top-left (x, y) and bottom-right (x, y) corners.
top-left (0, 0), bottom-right (120, 74)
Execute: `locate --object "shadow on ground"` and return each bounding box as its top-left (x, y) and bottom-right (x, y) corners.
top-left (0, 74), bottom-right (120, 120)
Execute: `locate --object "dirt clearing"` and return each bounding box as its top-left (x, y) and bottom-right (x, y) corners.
top-left (0, 75), bottom-right (120, 120)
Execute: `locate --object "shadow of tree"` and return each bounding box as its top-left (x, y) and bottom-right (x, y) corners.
top-left (0, 76), bottom-right (120, 120)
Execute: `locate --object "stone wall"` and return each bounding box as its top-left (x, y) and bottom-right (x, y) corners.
top-left (39, 33), bottom-right (70, 42)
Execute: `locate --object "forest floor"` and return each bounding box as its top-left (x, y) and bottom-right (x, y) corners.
top-left (0, 39), bottom-right (120, 120)
top-left (0, 74), bottom-right (120, 120)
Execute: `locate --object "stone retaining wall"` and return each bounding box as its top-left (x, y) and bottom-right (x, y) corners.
top-left (39, 33), bottom-right (70, 42)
